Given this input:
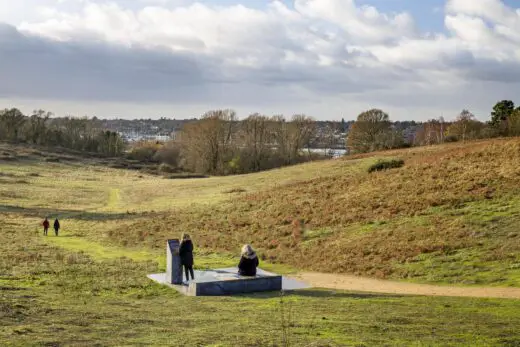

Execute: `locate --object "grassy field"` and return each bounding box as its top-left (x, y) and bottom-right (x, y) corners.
top-left (2, 214), bottom-right (520, 346)
top-left (34, 138), bottom-right (518, 288)
top-left (2, 140), bottom-right (520, 345)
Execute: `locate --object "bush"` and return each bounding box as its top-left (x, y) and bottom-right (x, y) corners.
top-left (126, 142), bottom-right (159, 162)
top-left (158, 163), bottom-right (177, 173)
top-left (368, 159), bottom-right (404, 173)
top-left (153, 142), bottom-right (181, 167)
top-left (444, 135), bottom-right (459, 143)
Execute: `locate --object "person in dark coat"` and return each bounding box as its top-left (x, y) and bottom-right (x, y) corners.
top-left (238, 244), bottom-right (259, 277)
top-left (179, 233), bottom-right (194, 282)
top-left (53, 219), bottom-right (60, 236)
top-left (42, 218), bottom-right (50, 236)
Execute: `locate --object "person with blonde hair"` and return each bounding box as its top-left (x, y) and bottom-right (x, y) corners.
top-left (179, 233), bottom-right (194, 282)
top-left (238, 244), bottom-right (259, 276)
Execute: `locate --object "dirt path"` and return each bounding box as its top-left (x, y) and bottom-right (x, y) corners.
top-left (294, 272), bottom-right (520, 299)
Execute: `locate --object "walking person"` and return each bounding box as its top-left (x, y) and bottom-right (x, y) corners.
top-left (42, 218), bottom-right (50, 236)
top-left (53, 218), bottom-right (60, 236)
top-left (179, 233), bottom-right (195, 283)
top-left (238, 244), bottom-right (259, 277)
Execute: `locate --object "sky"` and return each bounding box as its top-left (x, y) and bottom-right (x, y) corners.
top-left (0, 0), bottom-right (519, 121)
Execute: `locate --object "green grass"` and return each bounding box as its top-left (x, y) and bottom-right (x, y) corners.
top-left (393, 197), bottom-right (520, 287)
top-left (2, 140), bottom-right (520, 286)
top-left (3, 140), bottom-right (520, 286)
top-left (3, 141), bottom-right (520, 345)
top-left (97, 138), bottom-right (520, 285)
top-left (2, 221), bottom-right (520, 346)
top-left (45, 231), bottom-right (294, 275)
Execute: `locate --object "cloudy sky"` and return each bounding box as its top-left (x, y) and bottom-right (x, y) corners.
top-left (0, 0), bottom-right (519, 121)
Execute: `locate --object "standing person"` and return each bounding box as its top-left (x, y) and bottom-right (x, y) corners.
top-left (238, 244), bottom-right (259, 276)
top-left (179, 233), bottom-right (194, 283)
top-left (42, 218), bottom-right (50, 236)
top-left (53, 218), bottom-right (60, 236)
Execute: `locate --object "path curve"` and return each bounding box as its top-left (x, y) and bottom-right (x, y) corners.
top-left (293, 272), bottom-right (520, 299)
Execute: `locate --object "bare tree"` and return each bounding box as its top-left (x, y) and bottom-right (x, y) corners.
top-left (287, 114), bottom-right (316, 162)
top-left (446, 110), bottom-right (483, 142)
top-left (180, 109), bottom-right (237, 174)
top-left (26, 109), bottom-right (52, 145)
top-left (271, 115), bottom-right (290, 164)
top-left (347, 109), bottom-right (392, 153)
top-left (507, 109), bottom-right (520, 136)
top-left (0, 108), bottom-right (26, 142)
top-left (241, 113), bottom-right (270, 172)
top-left (415, 118), bottom-right (448, 146)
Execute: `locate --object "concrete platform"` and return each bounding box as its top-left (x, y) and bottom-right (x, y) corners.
top-left (147, 267), bottom-right (310, 296)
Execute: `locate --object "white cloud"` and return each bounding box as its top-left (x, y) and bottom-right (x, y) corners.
top-left (0, 0), bottom-right (519, 120)
top-left (294, 0), bottom-right (416, 44)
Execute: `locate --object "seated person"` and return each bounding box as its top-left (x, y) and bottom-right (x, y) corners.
top-left (238, 244), bottom-right (259, 276)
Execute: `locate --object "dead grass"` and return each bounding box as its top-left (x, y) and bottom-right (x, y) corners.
top-left (2, 214), bottom-right (520, 346)
top-left (106, 138), bottom-right (520, 285)
top-left (2, 138), bottom-right (520, 286)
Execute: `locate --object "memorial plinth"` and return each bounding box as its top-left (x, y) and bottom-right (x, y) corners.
top-left (187, 268), bottom-right (282, 296)
top-left (148, 240), bottom-right (310, 296)
top-left (147, 267), bottom-right (310, 296)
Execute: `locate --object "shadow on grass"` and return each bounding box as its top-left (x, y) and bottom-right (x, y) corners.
top-left (0, 204), bottom-right (151, 221)
top-left (238, 289), bottom-right (408, 299)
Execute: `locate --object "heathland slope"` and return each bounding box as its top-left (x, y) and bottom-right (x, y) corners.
top-left (1, 139), bottom-right (520, 287)
top-left (107, 138), bottom-right (520, 286)
top-left (3, 141), bottom-right (520, 345)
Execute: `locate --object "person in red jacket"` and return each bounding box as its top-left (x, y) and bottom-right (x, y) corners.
top-left (42, 218), bottom-right (50, 236)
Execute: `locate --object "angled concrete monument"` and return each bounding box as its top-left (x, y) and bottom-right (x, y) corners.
top-left (148, 239), bottom-right (310, 296)
top-left (148, 267), bottom-right (310, 296)
top-left (166, 239), bottom-right (182, 285)
top-left (186, 268), bottom-right (282, 296)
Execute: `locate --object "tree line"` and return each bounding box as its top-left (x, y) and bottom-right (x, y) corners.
top-left (4, 100), bottom-right (520, 174)
top-left (130, 110), bottom-right (319, 175)
top-left (346, 100), bottom-right (520, 153)
top-left (0, 108), bottom-right (124, 156)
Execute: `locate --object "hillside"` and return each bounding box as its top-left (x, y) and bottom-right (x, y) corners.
top-left (3, 139), bottom-right (519, 287)
top-left (106, 138), bottom-right (520, 286)
top-left (2, 139), bottom-right (520, 346)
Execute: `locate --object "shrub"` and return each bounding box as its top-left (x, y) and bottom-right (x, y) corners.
top-left (444, 135), bottom-right (459, 143)
top-left (158, 163), bottom-right (177, 173)
top-left (368, 159), bottom-right (404, 173)
top-left (153, 142), bottom-right (181, 167)
top-left (126, 141), bottom-right (160, 162)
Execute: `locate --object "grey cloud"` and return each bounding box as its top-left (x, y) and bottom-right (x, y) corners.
top-left (1, 21), bottom-right (520, 114)
top-left (439, 49), bottom-right (476, 68)
top-left (462, 59), bottom-right (520, 83)
top-left (0, 23), bottom-right (404, 106)
top-left (0, 24), bottom-right (218, 103)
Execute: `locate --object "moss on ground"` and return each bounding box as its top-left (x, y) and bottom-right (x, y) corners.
top-left (4, 139), bottom-right (520, 344)
top-left (2, 218), bottom-right (520, 346)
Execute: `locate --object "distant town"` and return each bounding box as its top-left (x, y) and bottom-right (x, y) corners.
top-left (99, 117), bottom-right (420, 157)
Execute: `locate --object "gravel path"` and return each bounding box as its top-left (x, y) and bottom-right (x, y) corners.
top-left (294, 272), bottom-right (520, 299)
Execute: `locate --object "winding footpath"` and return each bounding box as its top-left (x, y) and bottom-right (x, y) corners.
top-left (294, 272), bottom-right (520, 299)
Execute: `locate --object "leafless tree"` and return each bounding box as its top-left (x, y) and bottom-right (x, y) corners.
top-left (447, 110), bottom-right (483, 142)
top-left (180, 109), bottom-right (237, 174)
top-left (240, 113), bottom-right (271, 172)
top-left (347, 109), bottom-right (393, 153)
top-left (0, 108), bottom-right (26, 141)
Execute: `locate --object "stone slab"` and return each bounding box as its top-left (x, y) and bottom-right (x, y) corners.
top-left (147, 267), bottom-right (311, 296)
top-left (166, 239), bottom-right (182, 285)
